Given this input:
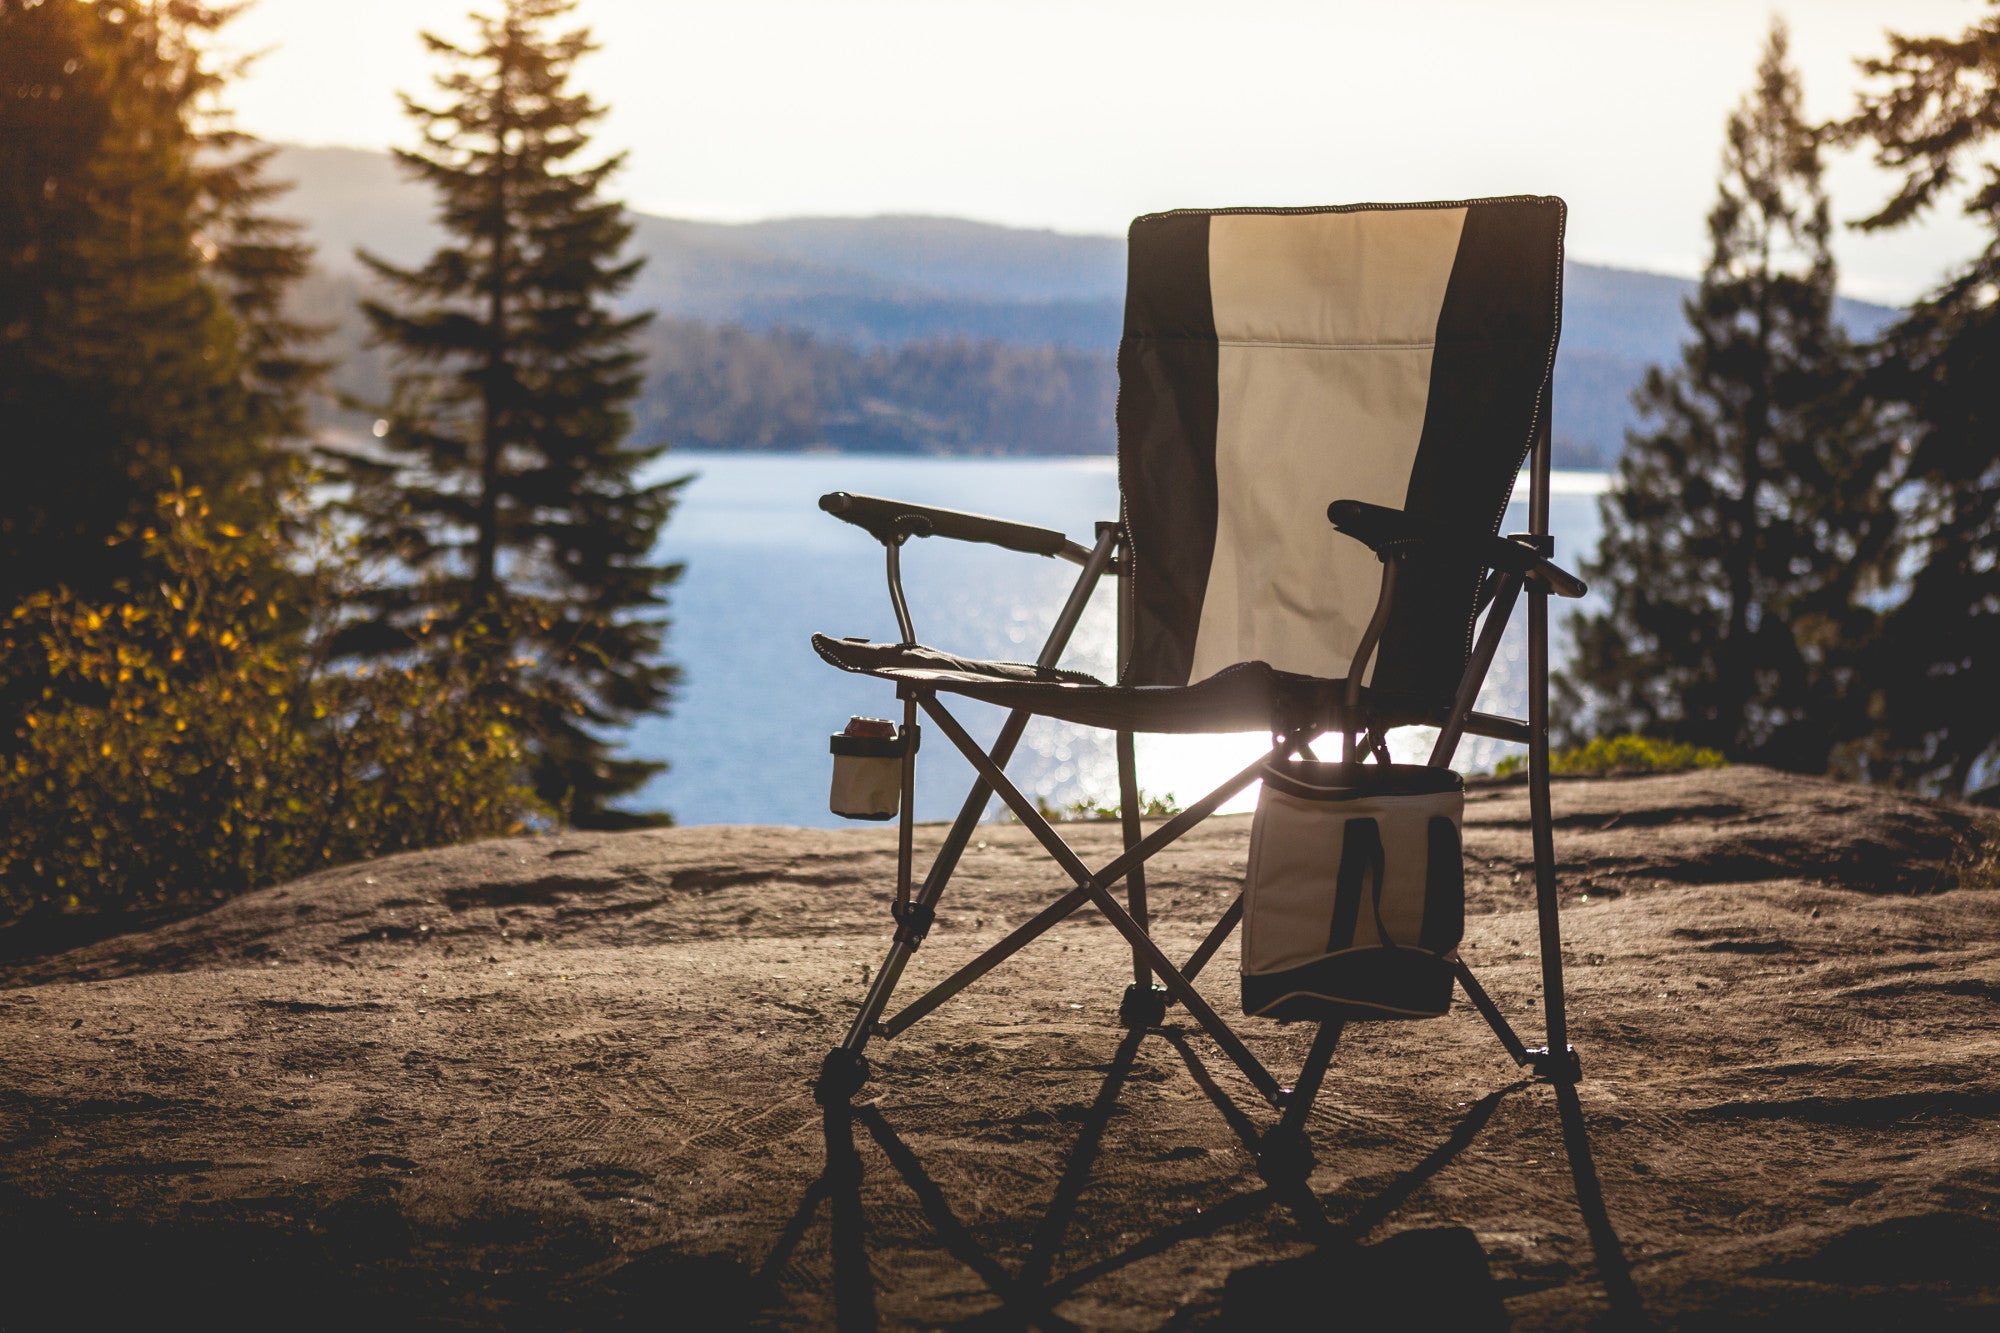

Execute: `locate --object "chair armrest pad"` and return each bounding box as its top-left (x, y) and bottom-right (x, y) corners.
top-left (1326, 499), bottom-right (1588, 598)
top-left (820, 491), bottom-right (1076, 558)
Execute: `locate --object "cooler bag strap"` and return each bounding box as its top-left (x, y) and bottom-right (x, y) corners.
top-left (1329, 818), bottom-right (1383, 951)
top-left (1420, 814), bottom-right (1466, 953)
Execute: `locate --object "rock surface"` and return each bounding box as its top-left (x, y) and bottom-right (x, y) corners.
top-left (1, 766), bottom-right (1996, 1329)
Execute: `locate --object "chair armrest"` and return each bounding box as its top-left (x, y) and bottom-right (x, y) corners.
top-left (1326, 499), bottom-right (1587, 598)
top-left (820, 491), bottom-right (1093, 563)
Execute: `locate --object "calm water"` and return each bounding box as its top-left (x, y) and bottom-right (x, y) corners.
top-left (622, 453), bottom-right (1606, 827)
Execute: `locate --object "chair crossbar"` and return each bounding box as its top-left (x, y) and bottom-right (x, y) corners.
top-left (878, 883), bottom-right (1094, 1038)
top-left (1178, 892), bottom-right (1244, 985)
top-left (877, 719), bottom-right (1296, 1039)
top-left (919, 694), bottom-right (1288, 1105)
top-left (1432, 573), bottom-right (1524, 764)
top-left (1452, 957), bottom-right (1532, 1066)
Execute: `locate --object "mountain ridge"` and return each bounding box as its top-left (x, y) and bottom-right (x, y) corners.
top-left (273, 145), bottom-right (1898, 466)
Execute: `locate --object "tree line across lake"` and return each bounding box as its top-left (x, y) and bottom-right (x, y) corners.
top-left (299, 265), bottom-right (1121, 456)
top-left (1, 0), bottom-right (1997, 925)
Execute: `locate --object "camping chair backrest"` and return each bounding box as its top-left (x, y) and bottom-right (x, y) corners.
top-left (1116, 199), bottom-right (1565, 709)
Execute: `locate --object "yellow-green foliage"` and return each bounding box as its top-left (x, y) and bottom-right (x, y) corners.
top-left (0, 489), bottom-right (548, 919)
top-left (1493, 734), bottom-right (1729, 780)
top-left (1035, 789), bottom-right (1182, 822)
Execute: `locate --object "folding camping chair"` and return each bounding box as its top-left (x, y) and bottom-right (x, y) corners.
top-left (808, 197), bottom-right (1587, 1178)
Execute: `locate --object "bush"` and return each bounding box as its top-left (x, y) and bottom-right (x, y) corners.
top-left (1492, 734), bottom-right (1729, 780)
top-left (1035, 789), bottom-right (1182, 822)
top-left (0, 488), bottom-right (549, 920)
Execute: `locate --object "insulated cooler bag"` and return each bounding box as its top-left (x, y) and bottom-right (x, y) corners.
top-left (1241, 761), bottom-right (1465, 1021)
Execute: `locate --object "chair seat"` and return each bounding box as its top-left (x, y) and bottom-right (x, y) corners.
top-left (812, 634), bottom-right (1448, 735)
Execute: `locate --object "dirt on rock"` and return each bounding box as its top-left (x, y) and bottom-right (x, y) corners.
top-left (2, 766), bottom-right (1997, 1329)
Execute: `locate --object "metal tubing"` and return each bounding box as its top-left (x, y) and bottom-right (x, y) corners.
top-left (1452, 958), bottom-right (1532, 1066)
top-left (884, 538), bottom-right (916, 644)
top-left (1462, 712), bottom-right (1533, 744)
top-left (1526, 421), bottom-right (1571, 1060)
top-left (881, 719), bottom-right (1275, 1039)
top-left (895, 693), bottom-right (918, 908)
top-left (1529, 577), bottom-right (1569, 1059)
top-left (915, 521), bottom-right (1120, 904)
top-left (1037, 524), bottom-right (1121, 671)
top-left (1117, 729), bottom-right (1150, 989)
top-left (1086, 746), bottom-right (1292, 895)
top-left (879, 884), bottom-right (1095, 1038)
top-left (919, 697), bottom-right (1285, 1106)
top-left (1180, 893), bottom-right (1244, 983)
top-left (1081, 881), bottom-right (1284, 1106)
top-left (1276, 1020), bottom-right (1344, 1136)
top-left (1344, 559), bottom-right (1400, 709)
top-left (839, 526), bottom-right (1122, 1056)
top-left (842, 938), bottom-right (916, 1047)
top-left (1430, 574), bottom-right (1524, 766)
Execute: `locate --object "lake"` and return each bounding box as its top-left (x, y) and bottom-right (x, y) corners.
top-left (622, 453), bottom-right (1608, 827)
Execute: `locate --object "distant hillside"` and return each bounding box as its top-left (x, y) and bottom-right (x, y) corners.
top-left (273, 145), bottom-right (1899, 466)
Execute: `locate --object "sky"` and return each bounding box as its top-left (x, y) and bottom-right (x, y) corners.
top-left (220, 0), bottom-right (1995, 305)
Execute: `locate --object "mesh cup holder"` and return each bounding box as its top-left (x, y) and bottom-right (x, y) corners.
top-left (1241, 760), bottom-right (1466, 1021)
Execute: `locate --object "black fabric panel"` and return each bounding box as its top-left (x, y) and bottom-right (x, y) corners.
top-left (1261, 759), bottom-right (1463, 802)
top-left (1241, 949), bottom-right (1456, 1021)
top-left (808, 632), bottom-right (1440, 732)
top-left (1420, 815), bottom-right (1465, 954)
top-left (1117, 212), bottom-right (1217, 687)
top-left (1328, 818), bottom-right (1380, 952)
top-left (810, 632), bottom-right (1449, 734)
top-left (1372, 198), bottom-right (1565, 701)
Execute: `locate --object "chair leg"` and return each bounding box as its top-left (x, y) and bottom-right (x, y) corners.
top-left (1525, 585), bottom-right (1581, 1084)
top-left (1453, 956), bottom-right (1531, 1067)
top-left (1179, 892), bottom-right (1243, 984)
top-left (1256, 1020), bottom-right (1343, 1183)
top-left (819, 701), bottom-right (1039, 1105)
top-left (819, 528), bottom-right (1122, 1104)
top-left (1115, 729), bottom-right (1167, 1028)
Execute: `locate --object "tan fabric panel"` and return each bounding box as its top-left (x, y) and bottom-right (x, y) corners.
top-left (1208, 208), bottom-right (1469, 348)
top-left (1191, 208), bottom-right (1466, 684)
top-left (1241, 786), bottom-right (1460, 976)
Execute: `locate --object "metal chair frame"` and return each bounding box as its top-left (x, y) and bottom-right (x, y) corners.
top-left (813, 421), bottom-right (1581, 1179)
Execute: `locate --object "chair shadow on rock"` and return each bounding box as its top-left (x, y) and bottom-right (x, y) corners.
top-left (754, 1025), bottom-right (1646, 1331)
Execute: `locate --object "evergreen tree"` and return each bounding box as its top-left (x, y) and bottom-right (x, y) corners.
top-left (1563, 22), bottom-right (1875, 771)
top-left (0, 0), bottom-right (316, 611)
top-left (326, 0), bottom-right (682, 827)
top-left (1839, 1), bottom-right (2000, 796)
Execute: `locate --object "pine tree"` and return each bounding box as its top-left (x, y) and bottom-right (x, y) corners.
top-left (1562, 22), bottom-right (1876, 771)
top-left (1839, 1), bottom-right (2000, 796)
top-left (326, 0), bottom-right (682, 827)
top-left (0, 0), bottom-right (317, 612)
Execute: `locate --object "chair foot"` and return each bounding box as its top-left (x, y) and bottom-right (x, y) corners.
top-left (814, 1047), bottom-right (872, 1105)
top-left (1255, 1127), bottom-right (1316, 1184)
top-left (1118, 982), bottom-right (1169, 1029)
top-left (1527, 1044), bottom-right (1581, 1084)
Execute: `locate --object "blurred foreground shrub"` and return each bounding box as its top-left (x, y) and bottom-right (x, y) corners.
top-left (0, 488), bottom-right (548, 920)
top-left (1036, 789), bottom-right (1182, 822)
top-left (1494, 734), bottom-right (1729, 780)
